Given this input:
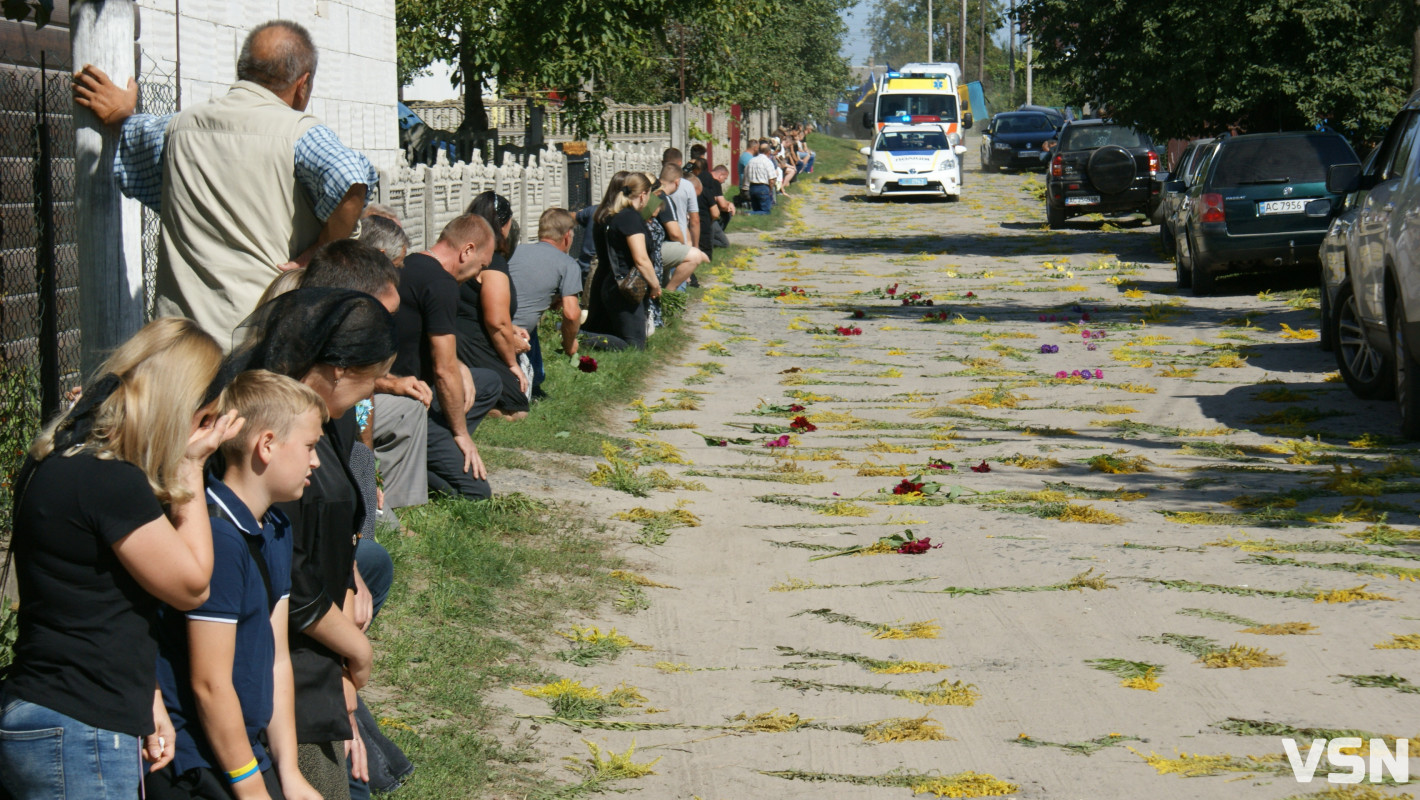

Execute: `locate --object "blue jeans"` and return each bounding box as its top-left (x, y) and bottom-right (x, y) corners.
top-left (355, 538), bottom-right (393, 621)
top-left (0, 698), bottom-right (141, 799)
top-left (749, 184), bottom-right (773, 214)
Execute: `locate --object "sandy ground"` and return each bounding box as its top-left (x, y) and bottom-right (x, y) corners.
top-left (497, 140), bottom-right (1420, 799)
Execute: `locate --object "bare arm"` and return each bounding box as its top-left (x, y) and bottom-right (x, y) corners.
top-left (285, 185), bottom-right (366, 270)
top-left (662, 219), bottom-right (684, 244)
top-left (268, 599), bottom-right (321, 799)
top-left (687, 210), bottom-right (700, 247)
top-left (373, 375), bottom-right (432, 407)
top-left (111, 411), bottom-right (243, 610)
top-left (428, 334), bottom-right (467, 437)
top-left (189, 620), bottom-right (273, 799)
top-left (301, 601), bottom-right (372, 689)
top-left (478, 271), bottom-right (524, 370)
top-left (559, 296), bottom-right (581, 355)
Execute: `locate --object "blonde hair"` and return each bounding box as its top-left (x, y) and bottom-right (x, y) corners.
top-left (600, 172), bottom-right (653, 222)
top-left (29, 317), bottom-right (223, 505)
top-left (256, 267), bottom-right (305, 308)
top-left (217, 369), bottom-right (329, 462)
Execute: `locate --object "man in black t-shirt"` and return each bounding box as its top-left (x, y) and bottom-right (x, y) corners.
top-left (377, 214), bottom-right (500, 502)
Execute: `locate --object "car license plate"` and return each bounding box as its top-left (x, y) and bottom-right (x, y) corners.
top-left (1258, 199), bottom-right (1308, 215)
top-left (1065, 196), bottom-right (1099, 206)
top-left (1019, 151), bottom-right (1039, 157)
top-left (994, 143), bottom-right (1011, 150)
top-left (899, 178), bottom-right (928, 187)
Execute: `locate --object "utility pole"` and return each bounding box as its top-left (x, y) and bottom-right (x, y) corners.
top-left (1026, 38), bottom-right (1033, 106)
top-left (960, 0), bottom-right (967, 77)
top-left (927, 0), bottom-right (933, 62)
top-left (676, 23), bottom-right (686, 103)
top-left (72, 0), bottom-right (141, 375)
top-left (1009, 0), bottom-right (1016, 103)
top-left (945, 21), bottom-right (951, 61)
top-left (978, 0), bottom-right (986, 87)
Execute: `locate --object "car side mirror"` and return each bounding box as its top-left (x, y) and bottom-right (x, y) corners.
top-left (1164, 179), bottom-right (1184, 193)
top-left (1154, 170), bottom-right (1171, 183)
top-left (1305, 199), bottom-right (1332, 218)
top-left (1327, 162), bottom-right (1362, 194)
top-left (953, 145), bottom-right (967, 156)
top-left (859, 146), bottom-right (871, 156)
top-left (962, 112), bottom-right (973, 130)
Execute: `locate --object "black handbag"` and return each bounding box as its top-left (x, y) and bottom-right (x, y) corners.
top-left (603, 222), bottom-right (649, 303)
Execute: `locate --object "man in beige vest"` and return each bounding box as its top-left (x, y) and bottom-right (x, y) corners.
top-left (74, 20), bottom-right (376, 345)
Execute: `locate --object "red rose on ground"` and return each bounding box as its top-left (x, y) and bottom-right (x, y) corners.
top-left (893, 479), bottom-right (925, 495)
top-left (578, 356), bottom-right (598, 373)
top-left (897, 538), bottom-right (940, 554)
top-left (790, 415), bottom-right (817, 432)
top-left (852, 309), bottom-right (865, 319)
top-left (788, 404), bottom-right (806, 412)
top-left (970, 460), bottom-right (991, 473)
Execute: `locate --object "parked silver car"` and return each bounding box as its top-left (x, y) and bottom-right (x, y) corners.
top-left (1320, 91), bottom-right (1420, 436)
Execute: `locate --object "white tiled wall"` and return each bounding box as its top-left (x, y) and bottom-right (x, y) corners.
top-left (136, 0), bottom-right (400, 170)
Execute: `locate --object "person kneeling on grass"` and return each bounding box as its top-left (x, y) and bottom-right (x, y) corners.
top-left (149, 370), bottom-right (327, 800)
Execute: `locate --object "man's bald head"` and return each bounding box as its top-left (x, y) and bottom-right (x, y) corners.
top-left (238, 21), bottom-right (318, 93)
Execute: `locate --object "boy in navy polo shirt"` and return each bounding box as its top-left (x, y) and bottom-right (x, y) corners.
top-left (150, 371), bottom-right (327, 800)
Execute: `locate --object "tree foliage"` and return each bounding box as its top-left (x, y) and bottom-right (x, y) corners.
top-left (397, 0), bottom-right (851, 130)
top-left (1020, 0), bottom-right (1418, 149)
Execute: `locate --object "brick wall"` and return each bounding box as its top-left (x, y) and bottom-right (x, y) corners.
top-left (135, 0), bottom-right (400, 170)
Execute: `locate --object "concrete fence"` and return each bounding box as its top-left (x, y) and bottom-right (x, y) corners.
top-left (374, 142), bottom-right (662, 251)
top-left (406, 100), bottom-right (679, 148)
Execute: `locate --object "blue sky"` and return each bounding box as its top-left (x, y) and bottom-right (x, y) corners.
top-left (841, 1), bottom-right (875, 65)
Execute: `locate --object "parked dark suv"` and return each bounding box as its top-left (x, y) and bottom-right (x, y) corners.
top-left (980, 110), bottom-right (1060, 171)
top-left (1173, 131), bottom-right (1357, 296)
top-left (1045, 120), bottom-right (1162, 229)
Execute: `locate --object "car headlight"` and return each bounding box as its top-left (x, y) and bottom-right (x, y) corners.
top-left (870, 159), bottom-right (888, 172)
top-left (940, 157), bottom-right (956, 170)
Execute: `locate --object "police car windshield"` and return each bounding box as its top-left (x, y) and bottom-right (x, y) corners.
top-left (879, 93), bottom-right (958, 122)
top-left (879, 131), bottom-right (949, 151)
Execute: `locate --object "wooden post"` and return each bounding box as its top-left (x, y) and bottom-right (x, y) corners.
top-left (1026, 38), bottom-right (1033, 106)
top-left (72, 0), bottom-right (140, 375)
top-left (927, 0), bottom-right (933, 62)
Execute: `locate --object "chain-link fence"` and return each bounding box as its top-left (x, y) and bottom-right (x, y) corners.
top-left (137, 55), bottom-right (178, 320)
top-left (0, 50), bottom-right (76, 547)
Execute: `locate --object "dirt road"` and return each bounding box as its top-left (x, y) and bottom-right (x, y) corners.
top-left (505, 145), bottom-right (1419, 799)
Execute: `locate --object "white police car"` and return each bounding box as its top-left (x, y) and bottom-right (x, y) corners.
top-left (859, 123), bottom-right (968, 200)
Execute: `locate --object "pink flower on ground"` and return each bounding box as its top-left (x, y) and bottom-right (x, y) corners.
top-left (578, 356), bottom-right (598, 373)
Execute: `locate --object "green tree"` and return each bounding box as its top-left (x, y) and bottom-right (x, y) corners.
top-left (1020, 0), bottom-right (1418, 149)
top-left (396, 0), bottom-right (703, 135)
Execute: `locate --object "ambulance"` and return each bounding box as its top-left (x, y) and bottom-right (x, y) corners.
top-left (866, 63), bottom-right (973, 141)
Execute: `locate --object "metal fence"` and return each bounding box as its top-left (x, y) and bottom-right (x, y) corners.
top-left (138, 56), bottom-right (178, 319)
top-left (0, 51), bottom-right (76, 544)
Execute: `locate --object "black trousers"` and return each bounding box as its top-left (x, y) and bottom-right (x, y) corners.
top-left (425, 367), bottom-right (499, 500)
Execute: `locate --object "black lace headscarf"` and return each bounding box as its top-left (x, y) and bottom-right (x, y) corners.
top-left (226, 287), bottom-right (397, 380)
top-left (468, 190), bottom-right (515, 258)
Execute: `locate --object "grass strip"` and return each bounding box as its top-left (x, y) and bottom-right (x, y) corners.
top-left (1144, 633), bottom-right (1285, 669)
top-left (761, 768), bottom-right (1018, 797)
top-left (922, 568), bottom-right (1114, 596)
top-left (791, 608), bottom-right (940, 639)
top-left (1338, 674), bottom-right (1420, 695)
top-left (373, 496), bottom-right (624, 797)
top-left (1244, 553), bottom-right (1420, 581)
top-left (775, 645), bottom-right (950, 674)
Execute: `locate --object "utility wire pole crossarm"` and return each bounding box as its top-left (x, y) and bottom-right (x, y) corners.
top-left (72, 0), bottom-right (141, 375)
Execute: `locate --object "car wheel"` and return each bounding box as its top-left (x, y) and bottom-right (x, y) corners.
top-left (1333, 283), bottom-right (1393, 399)
top-left (1046, 199), bottom-right (1065, 230)
top-left (1159, 221), bottom-right (1176, 257)
top-left (1318, 275), bottom-right (1334, 352)
top-left (1393, 297), bottom-right (1420, 439)
top-left (1173, 236), bottom-right (1191, 288)
top-left (1190, 242), bottom-right (1215, 297)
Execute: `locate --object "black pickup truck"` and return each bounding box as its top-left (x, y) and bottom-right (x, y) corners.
top-left (1045, 120), bottom-right (1163, 229)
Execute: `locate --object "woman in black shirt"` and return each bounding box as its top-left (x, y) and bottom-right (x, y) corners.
top-left (584, 172), bottom-right (663, 350)
top-left (227, 288), bottom-right (397, 799)
top-left (458, 191), bottom-right (530, 419)
top-left (0, 317), bottom-right (241, 799)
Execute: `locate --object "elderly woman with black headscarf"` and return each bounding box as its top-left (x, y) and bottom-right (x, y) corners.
top-left (457, 191), bottom-right (532, 421)
top-left (225, 287), bottom-right (397, 799)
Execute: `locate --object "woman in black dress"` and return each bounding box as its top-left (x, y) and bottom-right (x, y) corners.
top-left (227, 288), bottom-right (397, 800)
top-left (584, 172), bottom-right (663, 350)
top-left (459, 191), bottom-right (531, 419)
top-left (0, 317), bottom-right (241, 799)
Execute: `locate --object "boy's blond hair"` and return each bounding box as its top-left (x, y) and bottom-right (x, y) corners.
top-left (217, 370), bottom-right (328, 462)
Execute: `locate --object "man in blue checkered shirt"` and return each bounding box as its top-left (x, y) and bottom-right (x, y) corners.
top-left (74, 20), bottom-right (378, 343)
